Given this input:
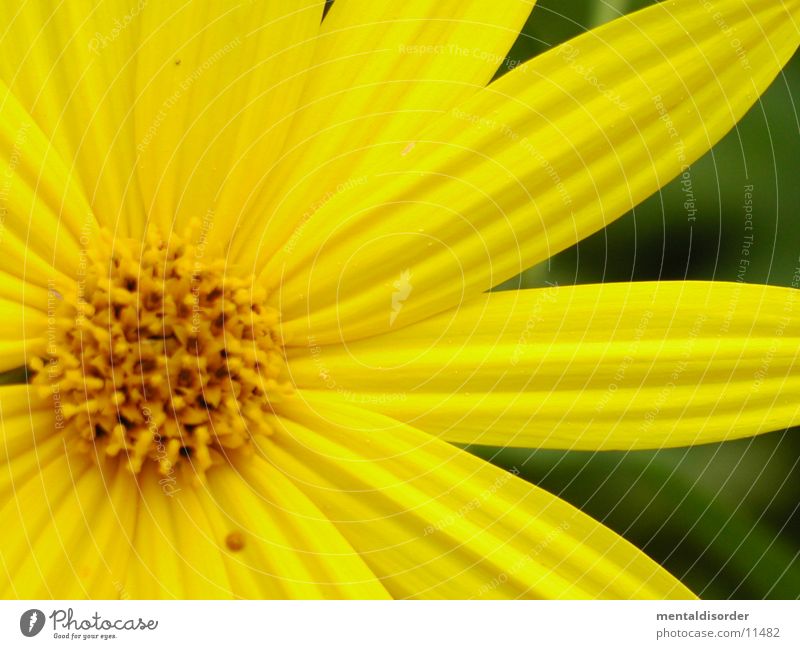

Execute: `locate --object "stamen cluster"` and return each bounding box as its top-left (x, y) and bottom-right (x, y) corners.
top-left (33, 226), bottom-right (291, 480)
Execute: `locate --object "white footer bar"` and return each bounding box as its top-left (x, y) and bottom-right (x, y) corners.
top-left (1, 600), bottom-right (797, 648)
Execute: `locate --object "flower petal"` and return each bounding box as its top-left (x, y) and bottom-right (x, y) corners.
top-left (231, 1), bottom-right (535, 266)
top-left (0, 1), bottom-right (325, 243)
top-left (198, 459), bottom-right (390, 598)
top-left (269, 396), bottom-right (694, 598)
top-left (287, 282), bottom-right (800, 450)
top-left (0, 385), bottom-right (135, 599)
top-left (270, 0), bottom-right (800, 342)
top-left (0, 297), bottom-right (48, 372)
top-left (0, 385), bottom-right (56, 465)
top-left (134, 1), bottom-right (325, 244)
top-left (0, 1), bottom-right (144, 237)
top-left (6, 460), bottom-right (126, 599)
top-left (119, 458), bottom-right (391, 598)
top-left (0, 381), bottom-right (387, 598)
top-left (0, 84), bottom-right (93, 285)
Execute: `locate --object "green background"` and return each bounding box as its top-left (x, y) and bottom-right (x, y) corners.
top-left (476, 0), bottom-right (800, 598)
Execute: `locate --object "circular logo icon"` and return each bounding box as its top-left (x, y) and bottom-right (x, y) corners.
top-left (20, 609), bottom-right (45, 637)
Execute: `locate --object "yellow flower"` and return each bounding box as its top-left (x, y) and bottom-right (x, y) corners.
top-left (0, 0), bottom-right (798, 599)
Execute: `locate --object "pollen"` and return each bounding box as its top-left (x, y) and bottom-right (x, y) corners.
top-left (31, 224), bottom-right (292, 480)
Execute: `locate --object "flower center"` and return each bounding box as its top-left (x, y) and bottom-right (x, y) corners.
top-left (32, 225), bottom-right (291, 481)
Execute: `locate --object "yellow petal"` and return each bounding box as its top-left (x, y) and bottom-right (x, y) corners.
top-left (0, 400), bottom-right (63, 478)
top-left (205, 459), bottom-right (390, 599)
top-left (0, 271), bottom-right (51, 311)
top-left (0, 390), bottom-right (386, 598)
top-left (269, 0), bottom-right (800, 343)
top-left (128, 468), bottom-right (191, 598)
top-left (270, 397), bottom-right (693, 598)
top-left (0, 433), bottom-right (66, 509)
top-left (79, 466), bottom-right (139, 599)
top-left (290, 282), bottom-right (800, 449)
top-left (133, 1), bottom-right (324, 244)
top-left (161, 480), bottom-right (234, 599)
top-left (0, 1), bottom-right (142, 237)
top-left (122, 459), bottom-right (389, 599)
top-left (0, 455), bottom-right (93, 597)
top-left (288, 282), bottom-right (800, 450)
top-left (232, 0), bottom-right (535, 266)
top-left (0, 296), bottom-right (50, 372)
top-left (0, 385), bottom-right (57, 465)
top-left (0, 83), bottom-right (92, 285)
top-left (0, 387), bottom-right (94, 597)
top-left (7, 459), bottom-right (111, 599)
top-left (0, 385), bottom-right (133, 598)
